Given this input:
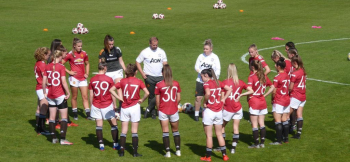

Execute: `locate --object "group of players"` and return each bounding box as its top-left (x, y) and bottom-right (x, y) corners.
top-left (34, 36), bottom-right (306, 161)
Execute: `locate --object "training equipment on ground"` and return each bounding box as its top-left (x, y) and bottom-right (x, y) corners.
top-left (72, 28), bottom-right (78, 34)
top-left (158, 13), bottom-right (164, 19)
top-left (182, 103), bottom-right (194, 114)
top-left (178, 103), bottom-right (183, 112)
top-left (213, 0), bottom-right (226, 9)
top-left (72, 23), bottom-right (89, 34)
top-left (152, 13), bottom-right (159, 19)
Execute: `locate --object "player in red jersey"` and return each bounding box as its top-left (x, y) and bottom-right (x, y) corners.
top-left (289, 55), bottom-right (306, 139)
top-left (286, 48), bottom-right (298, 131)
top-left (248, 44), bottom-right (271, 75)
top-left (271, 50), bottom-right (292, 76)
top-left (200, 68), bottom-right (232, 162)
top-left (89, 60), bottom-right (124, 151)
top-left (109, 64), bottom-right (149, 157)
top-left (34, 47), bottom-right (51, 135)
top-left (42, 50), bottom-right (72, 145)
top-left (269, 57), bottom-right (291, 145)
top-left (219, 63), bottom-right (253, 154)
top-left (155, 64), bottom-right (182, 158)
top-left (247, 60), bottom-right (275, 149)
top-left (285, 42), bottom-right (295, 54)
top-left (62, 38), bottom-right (91, 121)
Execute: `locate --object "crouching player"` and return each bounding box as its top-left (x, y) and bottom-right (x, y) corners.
top-left (155, 65), bottom-right (181, 158)
top-left (110, 64), bottom-right (149, 157)
top-left (43, 50), bottom-right (72, 145)
top-left (89, 60), bottom-right (123, 151)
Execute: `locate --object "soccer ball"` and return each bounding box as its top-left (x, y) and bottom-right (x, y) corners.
top-left (115, 112), bottom-right (120, 120)
top-left (77, 23), bottom-right (83, 28)
top-left (182, 103), bottom-right (194, 114)
top-left (213, 3), bottom-right (219, 9)
top-left (78, 28), bottom-right (84, 34)
top-left (220, 3), bottom-right (226, 9)
top-left (82, 27), bottom-right (89, 34)
top-left (217, 0), bottom-right (223, 4)
top-left (178, 103), bottom-right (183, 112)
top-left (152, 13), bottom-right (159, 19)
top-left (72, 28), bottom-right (78, 34)
top-left (158, 13), bottom-right (164, 19)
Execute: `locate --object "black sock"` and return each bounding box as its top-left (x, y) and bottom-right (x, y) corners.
top-left (163, 132), bottom-right (170, 152)
top-left (39, 114), bottom-right (47, 131)
top-left (260, 127), bottom-right (266, 144)
top-left (132, 133), bottom-right (139, 154)
top-left (85, 109), bottom-right (90, 118)
top-left (290, 111), bottom-right (296, 127)
top-left (55, 110), bottom-right (59, 123)
top-left (173, 131), bottom-right (181, 151)
top-left (96, 126), bottom-right (103, 144)
top-left (232, 134), bottom-right (239, 149)
top-left (252, 128), bottom-right (259, 145)
top-left (297, 118), bottom-right (303, 135)
top-left (49, 120), bottom-right (56, 139)
top-left (206, 147), bottom-right (212, 157)
top-left (275, 122), bottom-right (282, 143)
top-left (282, 121), bottom-right (289, 141)
top-left (35, 113), bottom-right (40, 132)
top-left (220, 146), bottom-right (227, 156)
top-left (120, 133), bottom-right (127, 151)
top-left (60, 119), bottom-right (68, 140)
top-left (72, 108), bottom-right (78, 118)
top-left (111, 125), bottom-right (118, 144)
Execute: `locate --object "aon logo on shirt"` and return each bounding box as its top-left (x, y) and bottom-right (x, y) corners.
top-left (201, 63), bottom-right (212, 68)
top-left (150, 58), bottom-right (161, 63)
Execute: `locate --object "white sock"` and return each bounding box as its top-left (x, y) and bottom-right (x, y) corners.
top-left (195, 111), bottom-right (199, 116)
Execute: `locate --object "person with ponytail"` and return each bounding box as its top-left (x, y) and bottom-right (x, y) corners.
top-left (47, 39), bottom-right (62, 63)
top-left (154, 64), bottom-right (182, 158)
top-left (194, 39), bottom-right (221, 121)
top-left (289, 55), bottom-right (306, 139)
top-left (109, 64), bottom-right (149, 157)
top-left (271, 50), bottom-right (292, 76)
top-left (42, 50), bottom-right (72, 145)
top-left (248, 44), bottom-right (271, 75)
top-left (219, 63), bottom-right (253, 154)
top-left (62, 37), bottom-right (90, 122)
top-left (99, 35), bottom-right (126, 112)
top-left (247, 60), bottom-right (275, 149)
top-left (269, 57), bottom-right (291, 145)
top-left (89, 59), bottom-right (124, 151)
top-left (34, 47), bottom-right (51, 135)
top-left (200, 68), bottom-right (231, 161)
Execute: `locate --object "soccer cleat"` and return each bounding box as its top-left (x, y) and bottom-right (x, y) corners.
top-left (292, 134), bottom-right (301, 139)
top-left (74, 117), bottom-right (78, 120)
top-left (164, 152), bottom-right (171, 158)
top-left (68, 122), bottom-right (79, 127)
top-left (113, 145), bottom-right (121, 150)
top-left (223, 155), bottom-right (229, 161)
top-left (60, 139), bottom-right (73, 145)
top-left (269, 142), bottom-right (282, 145)
top-left (38, 131), bottom-right (51, 136)
top-left (73, 114), bottom-right (78, 120)
top-left (133, 153), bottom-right (143, 157)
top-left (55, 124), bottom-right (61, 129)
top-left (143, 108), bottom-right (149, 118)
top-left (175, 150), bottom-right (181, 156)
top-left (230, 149), bottom-right (235, 154)
top-left (200, 156), bottom-right (212, 161)
top-left (283, 138), bottom-right (289, 143)
top-left (195, 116), bottom-right (199, 121)
top-left (99, 146), bottom-right (105, 151)
top-left (260, 144), bottom-right (265, 148)
top-left (86, 117), bottom-right (95, 121)
top-left (248, 144), bottom-right (260, 149)
top-left (52, 138), bottom-right (58, 144)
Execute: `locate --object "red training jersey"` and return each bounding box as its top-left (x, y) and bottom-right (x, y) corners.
top-left (43, 63), bottom-right (66, 99)
top-left (35, 61), bottom-right (46, 90)
top-left (221, 79), bottom-right (248, 113)
top-left (115, 77), bottom-right (146, 108)
top-left (247, 73), bottom-right (272, 110)
top-left (63, 50), bottom-right (89, 81)
top-left (89, 74), bottom-right (114, 108)
top-left (155, 80), bottom-right (181, 115)
top-left (203, 80), bottom-right (223, 112)
top-left (249, 55), bottom-right (268, 75)
top-left (285, 59), bottom-right (292, 76)
top-left (290, 69), bottom-right (306, 101)
top-left (273, 72), bottom-right (290, 106)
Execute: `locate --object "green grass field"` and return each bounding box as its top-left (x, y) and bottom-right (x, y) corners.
top-left (1, 0), bottom-right (350, 161)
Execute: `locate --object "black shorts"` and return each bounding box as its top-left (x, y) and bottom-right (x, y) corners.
top-left (49, 99), bottom-right (68, 109)
top-left (195, 81), bottom-right (204, 97)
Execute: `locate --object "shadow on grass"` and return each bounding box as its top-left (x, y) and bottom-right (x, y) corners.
top-left (185, 143), bottom-right (222, 158)
top-left (81, 133), bottom-right (113, 150)
top-left (144, 140), bottom-right (164, 156)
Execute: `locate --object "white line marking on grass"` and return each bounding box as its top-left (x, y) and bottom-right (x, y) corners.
top-left (240, 38), bottom-right (350, 86)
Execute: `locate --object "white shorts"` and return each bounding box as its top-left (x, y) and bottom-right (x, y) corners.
top-left (202, 108), bottom-right (223, 125)
top-left (249, 107), bottom-right (268, 116)
top-left (290, 97), bottom-right (306, 109)
top-left (120, 103), bottom-right (141, 122)
top-left (223, 108), bottom-right (243, 121)
top-left (106, 69), bottom-right (124, 81)
top-left (36, 89), bottom-right (48, 100)
top-left (69, 76), bottom-right (88, 87)
top-left (272, 104), bottom-right (290, 114)
top-left (47, 95), bottom-right (65, 106)
top-left (91, 103), bottom-right (115, 120)
top-left (158, 111), bottom-right (179, 122)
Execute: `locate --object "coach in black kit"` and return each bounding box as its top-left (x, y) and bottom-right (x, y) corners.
top-left (136, 37), bottom-right (168, 119)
